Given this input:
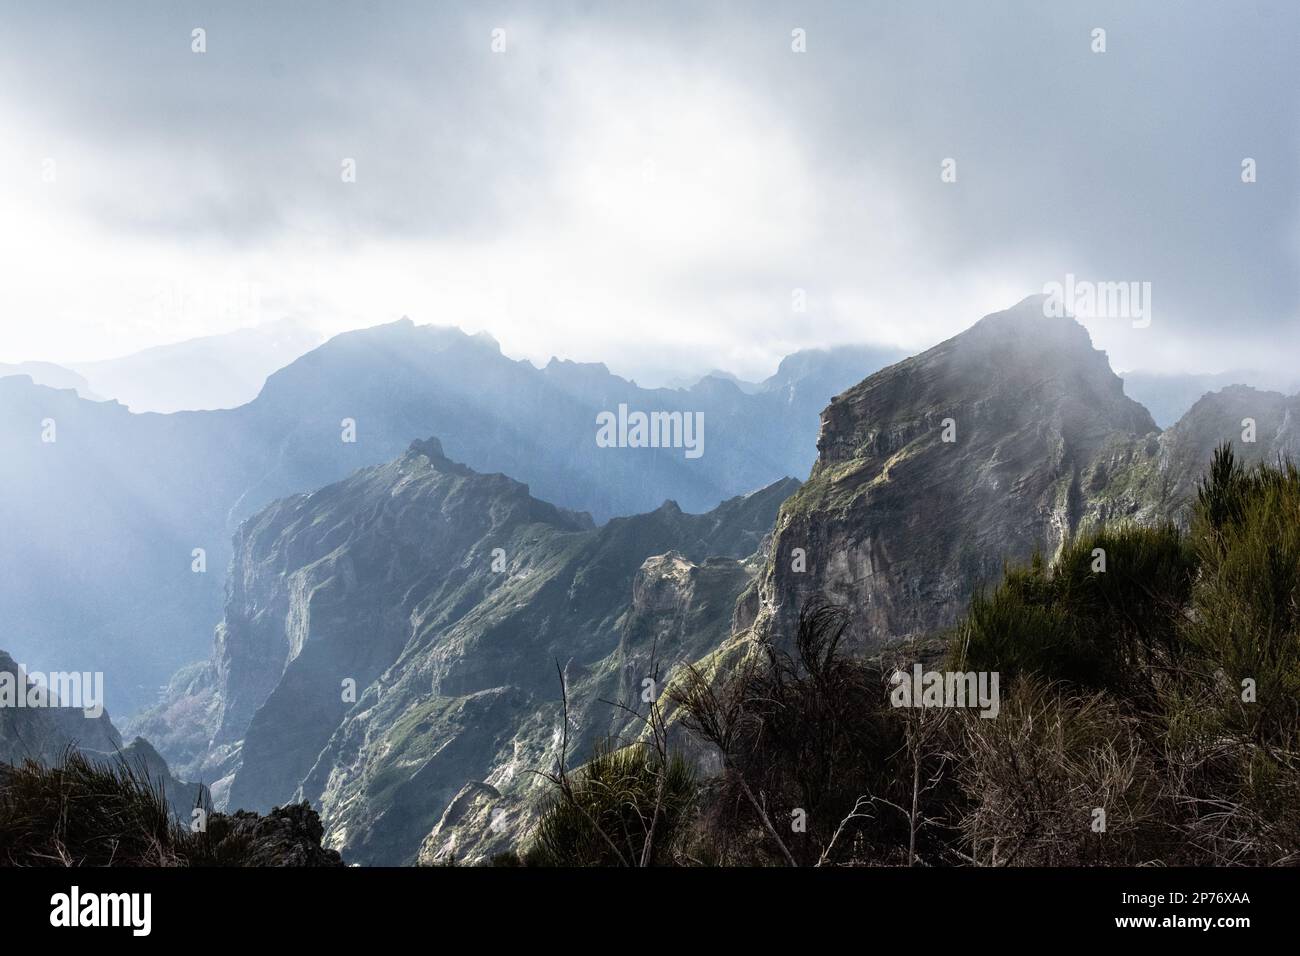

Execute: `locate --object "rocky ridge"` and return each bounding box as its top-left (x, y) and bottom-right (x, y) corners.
top-left (740, 297), bottom-right (1300, 655)
top-left (144, 437), bottom-right (796, 863)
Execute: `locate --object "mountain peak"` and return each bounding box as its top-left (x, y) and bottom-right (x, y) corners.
top-left (752, 299), bottom-right (1168, 657)
top-left (403, 436), bottom-right (483, 480)
top-left (964, 296), bottom-right (1097, 351)
top-left (819, 299), bottom-right (1154, 467)
top-left (408, 436), bottom-right (447, 461)
top-left (543, 356), bottom-right (613, 378)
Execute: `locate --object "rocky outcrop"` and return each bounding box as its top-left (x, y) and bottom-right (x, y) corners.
top-left (122, 660), bottom-right (220, 782)
top-left (418, 782), bottom-right (504, 865)
top-left (215, 436), bottom-right (594, 815)
top-left (1158, 385), bottom-right (1300, 496)
top-left (745, 297), bottom-right (1300, 656)
top-left (1120, 369), bottom-right (1298, 429)
top-left (203, 802), bottom-right (343, 867)
top-left (160, 437), bottom-right (797, 864)
top-left (748, 298), bottom-right (1163, 652)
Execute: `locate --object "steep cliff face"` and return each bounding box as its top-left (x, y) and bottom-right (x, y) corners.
top-left (168, 436), bottom-right (796, 863)
top-left (214, 437), bottom-right (594, 814)
top-left (746, 299), bottom-right (1300, 657)
top-left (411, 549), bottom-right (759, 864)
top-left (749, 298), bottom-right (1163, 652)
top-left (303, 480), bottom-right (789, 866)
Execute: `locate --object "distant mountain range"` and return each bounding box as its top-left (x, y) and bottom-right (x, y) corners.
top-left (1119, 368), bottom-right (1299, 428)
top-left (0, 319), bottom-right (324, 414)
top-left (663, 344), bottom-right (909, 396)
top-left (15, 329), bottom-right (1285, 431)
top-left (0, 322), bottom-right (896, 713)
top-left (0, 362), bottom-right (99, 400)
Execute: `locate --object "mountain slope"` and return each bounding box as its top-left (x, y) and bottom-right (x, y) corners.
top-left (0, 651), bottom-right (121, 765)
top-left (147, 437), bottom-right (795, 863)
top-left (744, 297), bottom-right (1163, 652)
top-left (0, 322), bottom-right (887, 713)
top-left (741, 298), bottom-right (1300, 657)
top-left (1157, 384), bottom-right (1300, 488)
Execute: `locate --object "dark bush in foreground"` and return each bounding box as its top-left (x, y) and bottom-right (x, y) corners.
top-left (525, 742), bottom-right (696, 866)
top-left (955, 523), bottom-right (1196, 696)
top-left (672, 603), bottom-right (941, 865)
top-left (0, 748), bottom-right (342, 867)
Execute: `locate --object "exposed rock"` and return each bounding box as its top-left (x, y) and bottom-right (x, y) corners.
top-left (418, 782), bottom-right (503, 865)
top-left (1157, 384), bottom-right (1300, 497)
top-left (162, 438), bottom-right (796, 864)
top-left (205, 802), bottom-right (343, 867)
top-left (746, 298), bottom-right (1300, 656)
top-left (123, 660), bottom-right (220, 780)
top-left (749, 298), bottom-right (1162, 652)
top-left (1120, 368), bottom-right (1298, 428)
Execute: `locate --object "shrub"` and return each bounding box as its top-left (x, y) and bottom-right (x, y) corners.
top-left (1186, 444), bottom-right (1300, 749)
top-left (955, 524), bottom-right (1195, 698)
top-left (0, 748), bottom-right (184, 866)
top-left (673, 603), bottom-right (950, 866)
top-left (953, 679), bottom-right (1178, 865)
top-left (525, 742), bottom-right (696, 867)
top-left (0, 748), bottom-right (342, 867)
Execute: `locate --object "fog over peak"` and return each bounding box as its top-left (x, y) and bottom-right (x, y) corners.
top-left (0, 0), bottom-right (1294, 385)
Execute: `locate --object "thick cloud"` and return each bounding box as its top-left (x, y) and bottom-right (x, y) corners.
top-left (0, 0), bottom-right (1294, 382)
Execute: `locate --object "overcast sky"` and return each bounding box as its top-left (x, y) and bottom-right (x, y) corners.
top-left (0, 0), bottom-right (1295, 383)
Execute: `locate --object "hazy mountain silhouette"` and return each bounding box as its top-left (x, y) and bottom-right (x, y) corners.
top-left (1120, 368), bottom-right (1298, 427)
top-left (0, 361), bottom-right (99, 399)
top-left (67, 318), bottom-right (324, 413)
top-left (0, 321), bottom-right (893, 713)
